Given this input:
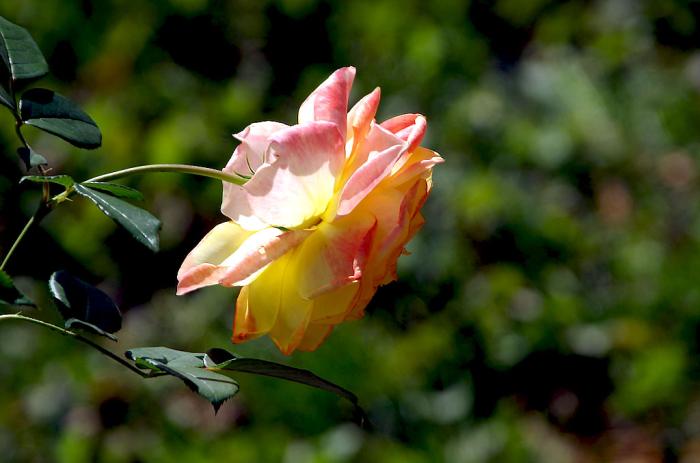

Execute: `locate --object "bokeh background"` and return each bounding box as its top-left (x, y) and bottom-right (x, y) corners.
top-left (1, 0), bottom-right (700, 461)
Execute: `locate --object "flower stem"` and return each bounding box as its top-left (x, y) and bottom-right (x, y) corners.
top-left (86, 164), bottom-right (247, 186)
top-left (0, 313), bottom-right (149, 378)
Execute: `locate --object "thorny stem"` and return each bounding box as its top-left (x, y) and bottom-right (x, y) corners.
top-left (86, 164), bottom-right (247, 186)
top-left (0, 313), bottom-right (149, 378)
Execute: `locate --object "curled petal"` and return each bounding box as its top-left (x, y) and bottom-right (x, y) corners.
top-left (222, 121), bottom-right (345, 229)
top-left (177, 222), bottom-right (253, 294)
top-left (299, 67), bottom-right (355, 138)
top-left (217, 228), bottom-right (311, 286)
top-left (221, 122), bottom-right (291, 231)
top-left (346, 87), bottom-right (380, 156)
top-left (349, 121), bottom-right (404, 171)
top-left (389, 146), bottom-right (444, 187)
top-left (381, 114), bottom-right (428, 175)
top-left (336, 144), bottom-right (404, 217)
top-left (177, 222), bottom-right (309, 295)
top-left (224, 121), bottom-right (289, 176)
top-left (381, 113), bottom-right (427, 153)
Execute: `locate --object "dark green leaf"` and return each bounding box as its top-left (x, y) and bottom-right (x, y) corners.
top-left (205, 348), bottom-right (360, 408)
top-left (81, 182), bottom-right (144, 201)
top-left (0, 83), bottom-right (13, 110)
top-left (65, 318), bottom-right (117, 342)
top-left (17, 147), bottom-right (47, 169)
top-left (48, 270), bottom-right (122, 338)
top-left (20, 88), bottom-right (101, 149)
top-left (0, 269), bottom-right (34, 308)
top-left (126, 347), bottom-right (239, 412)
top-left (21, 174), bottom-right (73, 188)
top-left (0, 16), bottom-right (48, 81)
top-left (74, 184), bottom-right (161, 252)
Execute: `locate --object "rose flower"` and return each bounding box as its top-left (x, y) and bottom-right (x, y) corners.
top-left (177, 67), bottom-right (443, 354)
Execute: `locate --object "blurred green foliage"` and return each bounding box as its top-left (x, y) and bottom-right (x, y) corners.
top-left (2, 0), bottom-right (700, 461)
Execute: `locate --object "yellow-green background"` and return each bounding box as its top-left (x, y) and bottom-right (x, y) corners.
top-left (2, 0), bottom-right (700, 461)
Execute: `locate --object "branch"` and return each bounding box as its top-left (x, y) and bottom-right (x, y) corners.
top-left (0, 313), bottom-right (149, 378)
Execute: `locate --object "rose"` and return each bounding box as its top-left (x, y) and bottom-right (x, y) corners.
top-left (177, 67), bottom-right (443, 354)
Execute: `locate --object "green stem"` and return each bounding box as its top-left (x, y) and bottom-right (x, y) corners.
top-left (0, 215), bottom-right (33, 271)
top-left (86, 164), bottom-right (247, 186)
top-left (0, 202), bottom-right (49, 272)
top-left (0, 313), bottom-right (148, 378)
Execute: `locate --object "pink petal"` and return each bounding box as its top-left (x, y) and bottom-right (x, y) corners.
top-left (338, 121), bottom-right (405, 188)
top-left (298, 67), bottom-right (355, 138)
top-left (346, 87), bottom-right (380, 155)
top-left (221, 121), bottom-right (345, 229)
top-left (389, 147), bottom-right (444, 188)
top-left (176, 222), bottom-right (309, 295)
top-left (381, 113), bottom-right (427, 153)
top-left (336, 143), bottom-right (404, 216)
top-left (381, 113), bottom-right (420, 135)
top-left (217, 228), bottom-right (311, 286)
top-left (221, 122), bottom-right (289, 231)
top-left (223, 121), bottom-right (289, 177)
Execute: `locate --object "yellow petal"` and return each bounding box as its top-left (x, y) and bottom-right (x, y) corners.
top-left (310, 281), bottom-right (360, 324)
top-left (296, 324), bottom-right (334, 352)
top-left (232, 252), bottom-right (292, 343)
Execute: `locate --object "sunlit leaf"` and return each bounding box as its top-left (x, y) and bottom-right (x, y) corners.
top-left (126, 347), bottom-right (239, 412)
top-left (0, 16), bottom-right (48, 81)
top-left (20, 88), bottom-right (101, 149)
top-left (49, 270), bottom-right (121, 340)
top-left (21, 174), bottom-right (74, 188)
top-left (74, 185), bottom-right (161, 252)
top-left (126, 347), bottom-right (203, 370)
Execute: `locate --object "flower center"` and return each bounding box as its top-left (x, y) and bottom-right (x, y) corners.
top-left (295, 214), bottom-right (324, 230)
